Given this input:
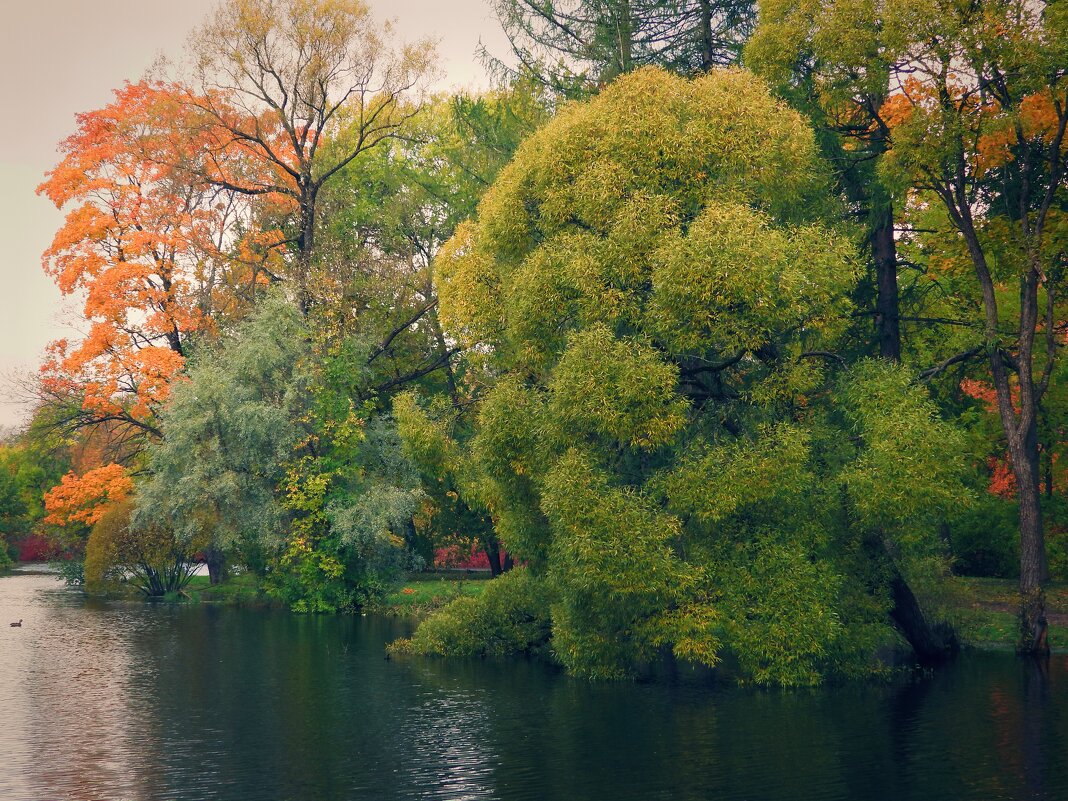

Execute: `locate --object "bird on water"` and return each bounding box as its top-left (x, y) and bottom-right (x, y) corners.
top-left (9, 620), bottom-right (22, 627)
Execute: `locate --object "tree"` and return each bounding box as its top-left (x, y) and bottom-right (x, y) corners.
top-left (489, 0), bottom-right (755, 95)
top-left (188, 0), bottom-right (437, 311)
top-left (747, 0), bottom-right (905, 361)
top-left (135, 294), bottom-right (311, 583)
top-left (400, 68), bottom-right (969, 683)
top-left (313, 87), bottom-right (548, 573)
top-left (136, 293), bottom-right (423, 600)
top-left (876, 0), bottom-right (1068, 653)
top-left (35, 81), bottom-right (277, 526)
top-left (84, 499), bottom-right (198, 597)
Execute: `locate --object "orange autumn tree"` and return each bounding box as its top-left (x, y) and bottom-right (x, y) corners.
top-left (36, 81), bottom-right (279, 525)
top-left (878, 0), bottom-right (1068, 653)
top-left (43, 464), bottom-right (134, 529)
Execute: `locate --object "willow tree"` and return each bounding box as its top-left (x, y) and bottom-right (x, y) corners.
top-left (396, 68), bottom-right (968, 683)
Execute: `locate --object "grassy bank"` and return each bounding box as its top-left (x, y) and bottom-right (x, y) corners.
top-left (945, 577), bottom-right (1068, 650)
top-left (174, 571), bottom-right (489, 616)
top-left (368, 574), bottom-right (490, 617)
top-left (180, 573), bottom-right (271, 605)
top-left (110, 570), bottom-right (1068, 653)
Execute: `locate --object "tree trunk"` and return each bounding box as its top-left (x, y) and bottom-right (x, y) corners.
top-left (204, 545), bottom-right (228, 586)
top-left (483, 536), bottom-right (503, 577)
top-left (1014, 417), bottom-right (1050, 655)
top-left (698, 0), bottom-right (715, 71)
top-left (296, 184), bottom-right (316, 315)
top-left (872, 206), bottom-right (901, 362)
top-left (867, 535), bottom-right (957, 666)
top-left (888, 569), bottom-right (958, 666)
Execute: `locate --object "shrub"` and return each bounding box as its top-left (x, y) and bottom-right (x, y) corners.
top-left (84, 499), bottom-right (198, 597)
top-left (947, 496), bottom-right (1019, 578)
top-left (388, 569), bottom-right (551, 658)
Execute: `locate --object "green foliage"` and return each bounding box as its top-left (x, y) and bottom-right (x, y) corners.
top-left (136, 293), bottom-right (310, 557)
top-left (836, 360), bottom-right (973, 545)
top-left (138, 293), bottom-right (425, 611)
top-left (392, 69), bottom-right (976, 684)
top-left (53, 558), bottom-right (85, 587)
top-left (0, 434), bottom-right (70, 544)
top-left (388, 569), bottom-right (551, 659)
top-left (542, 449), bottom-right (690, 678)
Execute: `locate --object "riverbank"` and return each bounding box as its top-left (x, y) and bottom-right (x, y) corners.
top-left (947, 577), bottom-right (1068, 649)
top-left (180, 570), bottom-right (491, 616)
top-left (49, 565), bottom-right (1068, 650)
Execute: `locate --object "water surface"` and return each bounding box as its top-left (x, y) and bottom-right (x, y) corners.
top-left (1, 568), bottom-right (1066, 801)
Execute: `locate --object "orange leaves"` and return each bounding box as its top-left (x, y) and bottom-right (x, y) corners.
top-left (43, 464), bottom-right (134, 528)
top-left (881, 73), bottom-right (1064, 180)
top-left (879, 87), bottom-right (916, 130)
top-left (975, 91), bottom-right (1063, 175)
top-left (960, 378), bottom-right (1000, 414)
top-left (35, 81), bottom-right (251, 428)
top-left (987, 456), bottom-right (1017, 499)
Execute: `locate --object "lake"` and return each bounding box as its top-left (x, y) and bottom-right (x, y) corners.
top-left (1, 567), bottom-right (1066, 801)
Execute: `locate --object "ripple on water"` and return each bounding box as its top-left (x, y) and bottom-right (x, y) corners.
top-left (1, 568), bottom-right (1068, 801)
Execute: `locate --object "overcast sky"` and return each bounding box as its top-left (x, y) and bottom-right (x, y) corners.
top-left (0, 0), bottom-right (508, 427)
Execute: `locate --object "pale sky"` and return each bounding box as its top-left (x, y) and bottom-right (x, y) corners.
top-left (0, 0), bottom-right (509, 427)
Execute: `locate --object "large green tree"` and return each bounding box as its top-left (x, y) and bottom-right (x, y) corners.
top-left (395, 68), bottom-right (969, 683)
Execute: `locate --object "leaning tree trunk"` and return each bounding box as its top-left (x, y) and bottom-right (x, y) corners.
top-left (867, 535), bottom-right (958, 665)
top-left (889, 568), bottom-right (958, 666)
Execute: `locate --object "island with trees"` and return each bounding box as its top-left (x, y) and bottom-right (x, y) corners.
top-left (2, 0), bottom-right (1066, 689)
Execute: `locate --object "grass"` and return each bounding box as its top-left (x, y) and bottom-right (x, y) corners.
top-left (181, 572), bottom-right (271, 605)
top-left (943, 576), bottom-right (1068, 650)
top-left (169, 570), bottom-right (488, 616)
top-left (369, 574), bottom-right (490, 617)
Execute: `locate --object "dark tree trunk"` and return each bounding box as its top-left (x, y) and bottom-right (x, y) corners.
top-left (484, 537), bottom-right (503, 577)
top-left (204, 545), bottom-right (227, 586)
top-left (889, 569), bottom-right (958, 666)
top-left (296, 183), bottom-right (316, 315)
top-left (872, 206), bottom-right (901, 362)
top-left (865, 536), bottom-right (957, 666)
top-left (502, 552), bottom-right (514, 573)
top-left (698, 0), bottom-right (715, 71)
top-left (1015, 418), bottom-right (1050, 655)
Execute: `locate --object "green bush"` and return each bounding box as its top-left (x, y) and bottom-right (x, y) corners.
top-left (388, 569), bottom-right (551, 659)
top-left (947, 497), bottom-right (1019, 578)
top-left (85, 500), bottom-right (198, 597)
top-left (54, 558), bottom-right (85, 586)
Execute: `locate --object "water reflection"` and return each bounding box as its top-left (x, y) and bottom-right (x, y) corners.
top-left (1, 568), bottom-right (1067, 801)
